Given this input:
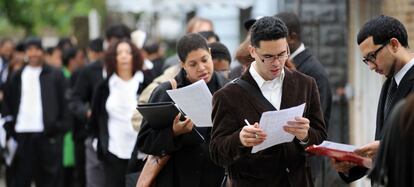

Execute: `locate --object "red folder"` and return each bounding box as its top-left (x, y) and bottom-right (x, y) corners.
top-left (306, 145), bottom-right (372, 168)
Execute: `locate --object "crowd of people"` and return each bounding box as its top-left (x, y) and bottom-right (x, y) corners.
top-left (0, 11), bottom-right (412, 187)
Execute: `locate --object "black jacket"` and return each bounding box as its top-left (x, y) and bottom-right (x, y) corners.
top-left (293, 49), bottom-right (332, 129)
top-left (89, 72), bottom-right (151, 160)
top-left (69, 60), bottom-right (104, 126)
top-left (2, 64), bottom-right (70, 137)
top-left (292, 48), bottom-right (333, 182)
top-left (340, 65), bottom-right (414, 183)
top-left (136, 70), bottom-right (228, 187)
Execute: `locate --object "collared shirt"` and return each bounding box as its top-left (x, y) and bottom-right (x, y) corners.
top-left (289, 43), bottom-right (305, 60)
top-left (102, 68), bottom-right (107, 79)
top-left (15, 66), bottom-right (44, 133)
top-left (106, 71), bottom-right (144, 159)
top-left (144, 59), bottom-right (154, 70)
top-left (0, 57), bottom-right (8, 84)
top-left (249, 61), bottom-right (285, 110)
top-left (394, 57), bottom-right (414, 86)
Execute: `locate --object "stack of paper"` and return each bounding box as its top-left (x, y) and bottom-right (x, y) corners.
top-left (166, 80), bottom-right (213, 127)
top-left (252, 103), bottom-right (306, 153)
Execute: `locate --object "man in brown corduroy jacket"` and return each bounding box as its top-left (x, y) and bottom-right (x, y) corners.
top-left (210, 16), bottom-right (327, 187)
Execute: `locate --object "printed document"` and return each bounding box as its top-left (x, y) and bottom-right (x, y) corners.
top-left (252, 103), bottom-right (306, 153)
top-left (316, 141), bottom-right (358, 152)
top-left (166, 80), bottom-right (213, 127)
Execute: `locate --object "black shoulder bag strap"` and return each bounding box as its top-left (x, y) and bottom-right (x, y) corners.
top-left (234, 78), bottom-right (277, 111)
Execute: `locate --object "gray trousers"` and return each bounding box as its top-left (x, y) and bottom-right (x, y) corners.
top-left (85, 137), bottom-right (105, 187)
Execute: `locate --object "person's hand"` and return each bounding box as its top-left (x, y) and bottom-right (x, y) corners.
top-left (172, 113), bottom-right (193, 137)
top-left (354, 140), bottom-right (380, 158)
top-left (330, 158), bottom-right (357, 174)
top-left (283, 116), bottom-right (310, 141)
top-left (239, 122), bottom-right (267, 147)
top-left (86, 110), bottom-right (92, 119)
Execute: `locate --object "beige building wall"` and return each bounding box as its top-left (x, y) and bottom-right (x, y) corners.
top-left (382, 0), bottom-right (414, 48)
top-left (348, 0), bottom-right (383, 187)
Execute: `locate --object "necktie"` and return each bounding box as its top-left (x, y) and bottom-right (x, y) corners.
top-left (383, 77), bottom-right (397, 118)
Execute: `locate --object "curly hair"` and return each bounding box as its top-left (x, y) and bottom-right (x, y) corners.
top-left (250, 16), bottom-right (288, 48)
top-left (105, 39), bottom-right (143, 76)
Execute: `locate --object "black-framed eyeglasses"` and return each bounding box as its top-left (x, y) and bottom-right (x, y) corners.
top-left (362, 42), bottom-right (388, 66)
top-left (255, 47), bottom-right (290, 64)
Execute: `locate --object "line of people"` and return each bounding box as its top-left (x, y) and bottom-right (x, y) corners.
top-left (0, 17), bottom-right (233, 187)
top-left (0, 12), bottom-right (410, 187)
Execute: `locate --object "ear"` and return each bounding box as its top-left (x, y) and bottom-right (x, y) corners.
top-left (180, 60), bottom-right (185, 68)
top-left (288, 32), bottom-right (298, 43)
top-left (389, 38), bottom-right (400, 52)
top-left (248, 45), bottom-right (256, 58)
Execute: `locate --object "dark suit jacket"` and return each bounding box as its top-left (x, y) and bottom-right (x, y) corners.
top-left (340, 65), bottom-right (414, 183)
top-left (210, 68), bottom-right (327, 187)
top-left (137, 70), bottom-right (227, 187)
top-left (293, 49), bottom-right (332, 129)
top-left (69, 60), bottom-right (104, 126)
top-left (293, 48), bottom-right (333, 181)
top-left (2, 64), bottom-right (70, 137)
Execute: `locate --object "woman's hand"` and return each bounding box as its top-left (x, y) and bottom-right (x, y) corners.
top-left (172, 113), bottom-right (193, 136)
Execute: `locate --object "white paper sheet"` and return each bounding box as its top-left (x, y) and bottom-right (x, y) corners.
top-left (317, 141), bottom-right (357, 152)
top-left (252, 103), bottom-right (306, 153)
top-left (166, 80), bottom-right (213, 127)
top-left (0, 117), bottom-right (6, 148)
top-left (4, 138), bottom-right (17, 166)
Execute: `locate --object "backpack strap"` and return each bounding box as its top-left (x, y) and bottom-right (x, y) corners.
top-left (169, 79), bottom-right (177, 90)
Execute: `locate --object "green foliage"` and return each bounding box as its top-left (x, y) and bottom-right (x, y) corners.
top-left (0, 0), bottom-right (106, 36)
top-left (0, 18), bottom-right (25, 38)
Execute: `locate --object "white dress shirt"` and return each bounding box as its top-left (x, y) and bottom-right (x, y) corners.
top-left (394, 57), bottom-right (414, 86)
top-left (15, 66), bottom-right (44, 133)
top-left (106, 71), bottom-right (144, 159)
top-left (289, 43), bottom-right (305, 60)
top-left (249, 61), bottom-right (285, 110)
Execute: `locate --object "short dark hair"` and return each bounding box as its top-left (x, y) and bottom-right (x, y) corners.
top-left (57, 37), bottom-right (73, 50)
top-left (357, 15), bottom-right (409, 47)
top-left (105, 40), bottom-right (143, 76)
top-left (15, 41), bottom-right (25, 52)
top-left (275, 12), bottom-right (301, 39)
top-left (24, 37), bottom-right (43, 51)
top-left (250, 16), bottom-right (288, 48)
top-left (62, 47), bottom-right (79, 67)
top-left (46, 47), bottom-right (56, 55)
top-left (176, 33), bottom-right (209, 62)
top-left (105, 24), bottom-right (131, 41)
top-left (143, 39), bottom-right (159, 54)
top-left (88, 38), bottom-right (103, 52)
top-left (208, 42), bottom-right (231, 64)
